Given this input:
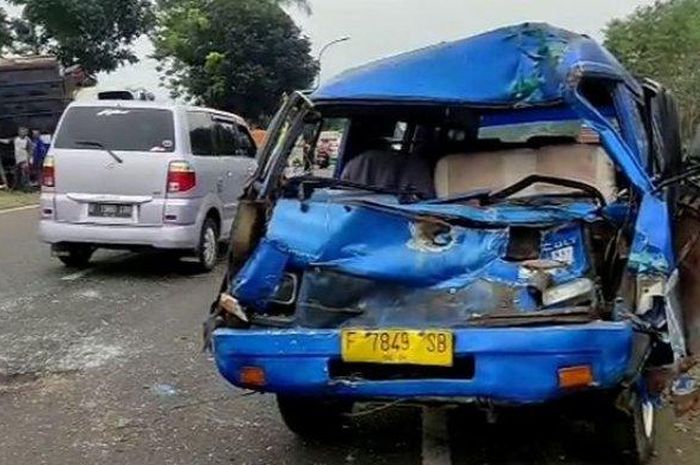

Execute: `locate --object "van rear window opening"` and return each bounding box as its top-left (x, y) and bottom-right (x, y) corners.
top-left (54, 107), bottom-right (176, 152)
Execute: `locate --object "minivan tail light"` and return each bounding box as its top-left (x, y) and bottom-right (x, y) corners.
top-left (167, 161), bottom-right (196, 193)
top-left (42, 156), bottom-right (55, 188)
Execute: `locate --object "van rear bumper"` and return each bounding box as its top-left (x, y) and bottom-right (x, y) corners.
top-left (212, 322), bottom-right (638, 404)
top-left (39, 219), bottom-right (198, 250)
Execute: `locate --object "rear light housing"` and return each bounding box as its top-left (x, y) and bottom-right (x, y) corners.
top-left (167, 161), bottom-right (196, 193)
top-left (42, 156), bottom-right (55, 188)
top-left (239, 366), bottom-right (266, 387)
top-left (558, 365), bottom-right (594, 390)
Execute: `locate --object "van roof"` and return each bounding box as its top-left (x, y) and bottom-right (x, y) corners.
top-left (65, 100), bottom-right (249, 127)
top-left (312, 22), bottom-right (639, 107)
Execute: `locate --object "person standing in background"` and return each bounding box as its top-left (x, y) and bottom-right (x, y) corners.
top-left (31, 129), bottom-right (50, 184)
top-left (0, 127), bottom-right (32, 190)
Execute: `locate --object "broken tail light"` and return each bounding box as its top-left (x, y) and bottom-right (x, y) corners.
top-left (506, 227), bottom-right (541, 261)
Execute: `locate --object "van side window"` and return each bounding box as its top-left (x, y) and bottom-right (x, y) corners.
top-left (213, 119), bottom-right (239, 156)
top-left (237, 124), bottom-right (257, 158)
top-left (187, 111), bottom-right (215, 156)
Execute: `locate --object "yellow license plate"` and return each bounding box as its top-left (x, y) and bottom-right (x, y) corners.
top-left (341, 329), bottom-right (453, 366)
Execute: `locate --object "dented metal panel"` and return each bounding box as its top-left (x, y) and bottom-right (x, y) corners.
top-left (313, 23), bottom-right (639, 106)
top-left (209, 22), bottom-right (699, 414)
top-left (232, 194), bottom-right (596, 316)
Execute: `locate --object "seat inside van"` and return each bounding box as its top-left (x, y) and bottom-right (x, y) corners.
top-left (434, 144), bottom-right (618, 201)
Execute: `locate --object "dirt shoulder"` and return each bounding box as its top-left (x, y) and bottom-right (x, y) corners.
top-left (0, 190), bottom-right (40, 211)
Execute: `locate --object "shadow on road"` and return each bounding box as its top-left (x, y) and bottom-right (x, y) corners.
top-left (449, 406), bottom-right (618, 465)
top-left (286, 406), bottom-right (422, 464)
top-left (276, 404), bottom-right (622, 465)
top-left (73, 250), bottom-right (220, 280)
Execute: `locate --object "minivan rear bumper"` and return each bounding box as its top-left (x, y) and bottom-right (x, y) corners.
top-left (212, 322), bottom-right (636, 404)
top-left (39, 219), bottom-right (198, 250)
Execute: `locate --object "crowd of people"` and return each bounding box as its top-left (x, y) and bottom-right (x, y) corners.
top-left (0, 127), bottom-right (51, 191)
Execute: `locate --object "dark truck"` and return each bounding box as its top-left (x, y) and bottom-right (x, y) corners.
top-left (0, 56), bottom-right (75, 185)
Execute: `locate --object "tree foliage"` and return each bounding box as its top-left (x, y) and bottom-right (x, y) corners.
top-left (604, 0), bottom-right (700, 139)
top-left (0, 8), bottom-right (11, 51)
top-left (153, 0), bottom-right (318, 126)
top-left (7, 0), bottom-right (155, 74)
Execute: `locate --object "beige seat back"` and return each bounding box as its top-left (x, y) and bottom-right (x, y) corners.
top-left (434, 144), bottom-right (617, 201)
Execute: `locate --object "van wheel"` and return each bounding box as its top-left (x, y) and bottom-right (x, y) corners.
top-left (197, 218), bottom-right (219, 272)
top-left (57, 245), bottom-right (94, 268)
top-left (277, 395), bottom-right (354, 438)
top-left (598, 389), bottom-right (657, 465)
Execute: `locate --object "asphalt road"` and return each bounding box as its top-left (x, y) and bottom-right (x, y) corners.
top-left (1, 206), bottom-right (698, 465)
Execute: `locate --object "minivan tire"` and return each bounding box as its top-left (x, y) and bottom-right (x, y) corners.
top-left (277, 395), bottom-right (354, 438)
top-left (197, 218), bottom-right (219, 272)
top-left (598, 389), bottom-right (657, 465)
top-left (57, 245), bottom-right (94, 268)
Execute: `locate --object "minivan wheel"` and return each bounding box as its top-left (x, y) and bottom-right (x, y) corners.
top-left (197, 218), bottom-right (219, 271)
top-left (598, 389), bottom-right (657, 465)
top-left (57, 245), bottom-right (94, 268)
top-left (277, 395), bottom-right (354, 439)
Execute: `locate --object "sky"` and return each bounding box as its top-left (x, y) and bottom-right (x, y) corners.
top-left (2, 0), bottom-right (657, 100)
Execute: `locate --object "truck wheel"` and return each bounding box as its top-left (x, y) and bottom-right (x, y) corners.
top-left (197, 218), bottom-right (219, 272)
top-left (277, 395), bottom-right (354, 438)
top-left (57, 245), bottom-right (94, 268)
top-left (600, 389), bottom-right (657, 465)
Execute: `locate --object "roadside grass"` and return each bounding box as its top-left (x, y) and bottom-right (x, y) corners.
top-left (0, 190), bottom-right (40, 211)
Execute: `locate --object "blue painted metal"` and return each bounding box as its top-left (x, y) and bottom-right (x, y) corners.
top-left (629, 194), bottom-right (675, 275)
top-left (212, 23), bottom-right (678, 405)
top-left (566, 86), bottom-right (654, 193)
top-left (231, 195), bottom-right (593, 310)
top-left (313, 23), bottom-right (639, 106)
top-left (480, 105), bottom-right (617, 127)
top-left (341, 197), bottom-right (601, 226)
top-left (232, 242), bottom-right (289, 309)
top-left (212, 322), bottom-right (633, 403)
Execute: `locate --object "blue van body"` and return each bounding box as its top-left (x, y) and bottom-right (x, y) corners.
top-left (209, 23), bottom-right (687, 408)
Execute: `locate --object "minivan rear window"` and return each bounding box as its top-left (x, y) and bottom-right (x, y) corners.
top-left (54, 107), bottom-right (176, 152)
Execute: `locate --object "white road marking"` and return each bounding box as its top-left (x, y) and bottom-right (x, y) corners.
top-left (61, 269), bottom-right (92, 281)
top-left (0, 204), bottom-right (39, 215)
top-left (422, 407), bottom-right (452, 465)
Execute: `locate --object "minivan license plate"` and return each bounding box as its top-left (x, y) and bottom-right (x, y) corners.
top-left (88, 203), bottom-right (133, 218)
top-left (341, 329), bottom-right (453, 366)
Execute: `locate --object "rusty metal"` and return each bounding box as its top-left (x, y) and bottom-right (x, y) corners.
top-left (676, 209), bottom-right (700, 355)
top-left (229, 199), bottom-right (268, 270)
top-left (646, 357), bottom-right (700, 416)
top-left (218, 293), bottom-right (248, 323)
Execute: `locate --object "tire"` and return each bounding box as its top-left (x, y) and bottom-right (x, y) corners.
top-left (57, 245), bottom-right (94, 268)
top-left (277, 395), bottom-right (354, 439)
top-left (197, 218), bottom-right (219, 272)
top-left (599, 389), bottom-right (657, 465)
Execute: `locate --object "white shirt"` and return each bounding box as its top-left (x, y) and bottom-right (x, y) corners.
top-left (13, 136), bottom-right (30, 165)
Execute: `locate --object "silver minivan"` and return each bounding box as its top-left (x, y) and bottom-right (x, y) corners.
top-left (39, 100), bottom-right (257, 271)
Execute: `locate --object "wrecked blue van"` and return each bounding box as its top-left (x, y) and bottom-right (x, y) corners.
top-left (206, 24), bottom-right (700, 463)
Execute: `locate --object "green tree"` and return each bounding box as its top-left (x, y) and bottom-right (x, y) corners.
top-left (153, 0), bottom-right (318, 126)
top-left (604, 0), bottom-right (700, 139)
top-left (8, 0), bottom-right (155, 74)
